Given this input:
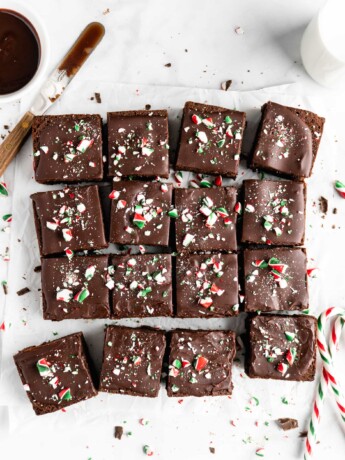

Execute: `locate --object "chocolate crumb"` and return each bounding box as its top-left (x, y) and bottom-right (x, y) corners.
top-left (299, 430), bottom-right (308, 438)
top-left (103, 8), bottom-right (110, 15)
top-left (34, 265), bottom-right (42, 273)
top-left (209, 447), bottom-right (215, 454)
top-left (185, 49), bottom-right (188, 52)
top-left (164, 63), bottom-right (172, 68)
top-left (17, 287), bottom-right (30, 296)
top-left (319, 196), bottom-right (328, 214)
top-left (2, 282), bottom-right (8, 295)
top-left (221, 80), bottom-right (232, 91)
top-left (4, 125), bottom-right (9, 130)
top-left (277, 418), bottom-right (298, 431)
top-left (95, 92), bottom-right (102, 104)
top-left (145, 104), bottom-right (151, 110)
top-left (333, 208), bottom-right (338, 214)
top-left (114, 426), bottom-right (123, 440)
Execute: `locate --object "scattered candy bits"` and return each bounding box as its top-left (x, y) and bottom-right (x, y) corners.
top-left (0, 182), bottom-right (8, 197)
top-left (334, 180), bottom-right (345, 198)
top-left (143, 445), bottom-right (154, 456)
top-left (255, 447), bottom-right (265, 457)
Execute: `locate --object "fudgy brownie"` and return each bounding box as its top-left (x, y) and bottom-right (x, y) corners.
top-left (246, 315), bottom-right (317, 381)
top-left (174, 187), bottom-right (237, 252)
top-left (31, 185), bottom-right (107, 256)
top-left (109, 180), bottom-right (172, 246)
top-left (176, 101), bottom-right (246, 178)
top-left (13, 332), bottom-right (97, 415)
top-left (175, 253), bottom-right (239, 317)
top-left (99, 326), bottom-right (166, 397)
top-left (243, 247), bottom-right (308, 312)
top-left (33, 114), bottom-right (103, 183)
top-left (241, 179), bottom-right (306, 246)
top-left (107, 110), bottom-right (169, 178)
top-left (167, 329), bottom-right (236, 397)
top-left (250, 101), bottom-right (325, 180)
top-left (111, 254), bottom-right (173, 318)
top-left (41, 255), bottom-right (111, 320)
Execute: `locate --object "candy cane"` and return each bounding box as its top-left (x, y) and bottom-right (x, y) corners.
top-left (304, 307), bottom-right (345, 459)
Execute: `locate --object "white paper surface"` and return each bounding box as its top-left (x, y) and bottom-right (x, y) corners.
top-left (1, 81), bottom-right (345, 460)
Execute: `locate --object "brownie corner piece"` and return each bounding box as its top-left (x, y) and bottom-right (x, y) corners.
top-left (41, 254), bottom-right (111, 320)
top-left (111, 253), bottom-right (173, 318)
top-left (246, 314), bottom-right (317, 381)
top-left (167, 329), bottom-right (236, 397)
top-left (243, 247), bottom-right (308, 312)
top-left (241, 179), bottom-right (306, 246)
top-left (13, 332), bottom-right (97, 415)
top-left (250, 101), bottom-right (325, 180)
top-left (175, 186), bottom-right (237, 252)
top-left (31, 184), bottom-right (107, 256)
top-left (176, 101), bottom-right (246, 178)
top-left (107, 109), bottom-right (169, 178)
top-left (99, 326), bottom-right (166, 397)
top-left (176, 253), bottom-right (239, 317)
top-left (109, 180), bottom-right (172, 246)
top-left (33, 114), bottom-right (103, 184)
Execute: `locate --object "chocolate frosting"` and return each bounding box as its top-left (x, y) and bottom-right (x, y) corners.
top-left (176, 101), bottom-right (246, 178)
top-left (33, 115), bottom-right (103, 183)
top-left (251, 101), bottom-right (313, 178)
top-left (175, 187), bottom-right (237, 252)
top-left (31, 185), bottom-right (107, 256)
top-left (99, 326), bottom-right (166, 397)
top-left (111, 254), bottom-right (173, 318)
top-left (242, 180), bottom-right (306, 246)
top-left (176, 253), bottom-right (239, 317)
top-left (247, 315), bottom-right (316, 381)
top-left (14, 332), bottom-right (97, 415)
top-left (244, 248), bottom-right (308, 312)
top-left (41, 255), bottom-right (111, 320)
top-left (167, 330), bottom-right (236, 396)
top-left (109, 180), bottom-right (172, 246)
top-left (108, 110), bottom-right (169, 178)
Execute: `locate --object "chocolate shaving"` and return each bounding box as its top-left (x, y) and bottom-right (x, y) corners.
top-left (2, 283), bottom-right (8, 295)
top-left (209, 447), bottom-right (215, 454)
top-left (299, 430), bottom-right (308, 438)
top-left (145, 104), bottom-right (151, 110)
top-left (333, 208), bottom-right (338, 214)
top-left (16, 287), bottom-right (31, 296)
top-left (221, 80), bottom-right (232, 91)
top-left (95, 92), bottom-right (102, 104)
top-left (319, 196), bottom-right (328, 214)
top-left (164, 63), bottom-right (172, 68)
top-left (277, 418), bottom-right (299, 431)
top-left (114, 426), bottom-right (123, 440)
top-left (34, 265), bottom-right (42, 273)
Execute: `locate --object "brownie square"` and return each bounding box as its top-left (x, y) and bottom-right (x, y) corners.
top-left (31, 185), bottom-right (107, 256)
top-left (176, 253), bottom-right (239, 317)
top-left (107, 110), bottom-right (169, 178)
top-left (99, 326), bottom-right (166, 397)
top-left (109, 180), bottom-right (172, 246)
top-left (246, 315), bottom-right (317, 381)
top-left (33, 114), bottom-right (103, 184)
top-left (176, 101), bottom-right (246, 178)
top-left (167, 329), bottom-right (236, 397)
top-left (13, 332), bottom-right (97, 415)
top-left (250, 101), bottom-right (325, 180)
top-left (241, 180), bottom-right (306, 246)
top-left (111, 254), bottom-right (172, 318)
top-left (175, 187), bottom-right (237, 252)
top-left (244, 248), bottom-right (308, 312)
top-left (41, 255), bottom-right (111, 320)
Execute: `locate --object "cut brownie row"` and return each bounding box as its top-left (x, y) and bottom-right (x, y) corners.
top-left (32, 101), bottom-right (324, 184)
top-left (30, 179), bottom-right (307, 257)
top-left (40, 248), bottom-right (309, 321)
top-left (13, 328), bottom-right (236, 415)
top-left (14, 317), bottom-right (317, 415)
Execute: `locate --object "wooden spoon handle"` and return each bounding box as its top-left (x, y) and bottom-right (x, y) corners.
top-left (0, 111), bottom-right (35, 177)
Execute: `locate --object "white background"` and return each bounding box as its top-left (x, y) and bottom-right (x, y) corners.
top-left (1, 1), bottom-right (345, 459)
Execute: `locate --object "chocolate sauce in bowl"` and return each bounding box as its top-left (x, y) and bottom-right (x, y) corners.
top-left (0, 10), bottom-right (40, 95)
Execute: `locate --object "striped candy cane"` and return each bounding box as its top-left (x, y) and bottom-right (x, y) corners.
top-left (304, 307), bottom-right (345, 459)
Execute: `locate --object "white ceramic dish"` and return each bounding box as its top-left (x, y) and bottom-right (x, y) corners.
top-left (0, 1), bottom-right (50, 104)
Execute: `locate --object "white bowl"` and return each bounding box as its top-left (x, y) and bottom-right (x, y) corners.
top-left (0, 1), bottom-right (50, 103)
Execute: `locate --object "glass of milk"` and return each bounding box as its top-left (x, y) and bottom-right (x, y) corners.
top-left (301, 0), bottom-right (345, 89)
